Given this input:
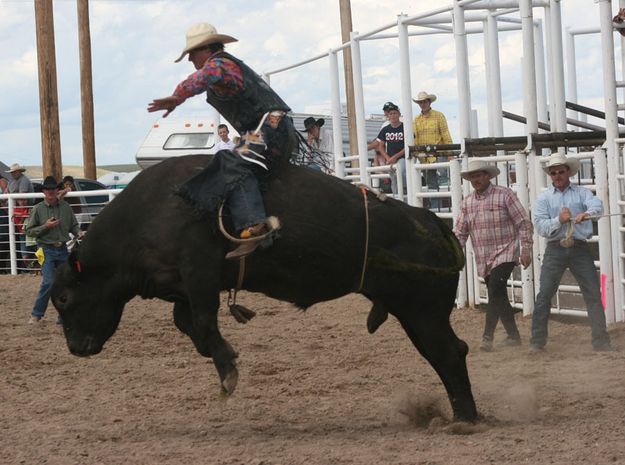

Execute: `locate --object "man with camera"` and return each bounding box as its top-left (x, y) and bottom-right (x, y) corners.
top-left (25, 176), bottom-right (82, 324)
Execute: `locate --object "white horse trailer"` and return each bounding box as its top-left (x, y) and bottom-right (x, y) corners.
top-left (135, 117), bottom-right (227, 169)
top-left (135, 113), bottom-right (385, 169)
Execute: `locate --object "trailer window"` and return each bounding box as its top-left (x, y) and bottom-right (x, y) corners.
top-left (163, 133), bottom-right (214, 150)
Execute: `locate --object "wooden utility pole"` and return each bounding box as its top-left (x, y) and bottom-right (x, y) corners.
top-left (34, 0), bottom-right (62, 181)
top-left (339, 0), bottom-right (358, 157)
top-left (77, 0), bottom-right (97, 179)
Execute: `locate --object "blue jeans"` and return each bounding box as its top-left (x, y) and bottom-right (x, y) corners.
top-left (32, 245), bottom-right (69, 318)
top-left (227, 175), bottom-right (266, 232)
top-left (530, 242), bottom-right (610, 349)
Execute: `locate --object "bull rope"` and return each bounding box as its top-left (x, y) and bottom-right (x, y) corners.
top-left (227, 257), bottom-right (246, 311)
top-left (217, 203), bottom-right (279, 323)
top-left (560, 213), bottom-right (625, 248)
top-left (355, 184), bottom-right (374, 292)
top-left (218, 185), bottom-right (376, 294)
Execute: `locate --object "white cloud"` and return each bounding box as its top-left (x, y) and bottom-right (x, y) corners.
top-left (0, 0), bottom-right (608, 167)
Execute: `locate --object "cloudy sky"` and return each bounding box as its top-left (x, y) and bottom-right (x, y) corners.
top-left (0, 0), bottom-right (610, 168)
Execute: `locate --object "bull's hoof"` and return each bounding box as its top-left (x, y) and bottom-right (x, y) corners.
top-left (221, 368), bottom-right (239, 395)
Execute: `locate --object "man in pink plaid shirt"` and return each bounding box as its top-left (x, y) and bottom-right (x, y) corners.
top-left (454, 159), bottom-right (533, 351)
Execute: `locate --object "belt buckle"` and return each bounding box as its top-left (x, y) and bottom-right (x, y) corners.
top-left (53, 241), bottom-right (63, 248)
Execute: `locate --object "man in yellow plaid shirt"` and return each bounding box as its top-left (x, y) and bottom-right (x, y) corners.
top-left (412, 91), bottom-right (452, 208)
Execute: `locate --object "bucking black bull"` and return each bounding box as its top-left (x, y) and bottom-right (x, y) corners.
top-left (51, 155), bottom-right (478, 422)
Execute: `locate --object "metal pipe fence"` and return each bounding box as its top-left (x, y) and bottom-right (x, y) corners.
top-left (0, 190), bottom-right (121, 275)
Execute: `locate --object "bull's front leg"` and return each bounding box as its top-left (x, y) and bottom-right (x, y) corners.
top-left (181, 264), bottom-right (239, 395)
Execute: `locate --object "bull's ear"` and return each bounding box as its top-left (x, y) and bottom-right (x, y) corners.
top-left (68, 249), bottom-right (83, 276)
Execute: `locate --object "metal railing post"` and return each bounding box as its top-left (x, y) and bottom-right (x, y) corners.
top-left (398, 14), bottom-right (415, 205)
top-left (329, 50), bottom-right (345, 178)
top-left (450, 159), bottom-right (467, 307)
top-left (349, 31), bottom-right (370, 185)
top-left (594, 146), bottom-right (616, 323)
top-left (515, 150), bottom-right (535, 315)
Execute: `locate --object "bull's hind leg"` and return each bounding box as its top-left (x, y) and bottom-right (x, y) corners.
top-left (393, 307), bottom-right (478, 422)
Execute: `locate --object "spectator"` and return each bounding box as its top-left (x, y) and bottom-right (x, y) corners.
top-left (148, 23), bottom-right (295, 260)
top-left (13, 198), bottom-right (31, 271)
top-left (300, 117), bottom-right (333, 171)
top-left (613, 8), bottom-right (625, 36)
top-left (530, 154), bottom-right (614, 352)
top-left (6, 163), bottom-right (34, 203)
top-left (214, 124), bottom-right (236, 151)
top-left (25, 176), bottom-right (82, 324)
top-left (412, 91), bottom-right (452, 208)
top-left (0, 176), bottom-right (7, 201)
top-left (4, 170), bottom-right (34, 269)
top-left (368, 102), bottom-right (398, 191)
top-left (374, 103), bottom-right (406, 196)
top-left (0, 177), bottom-right (8, 273)
top-left (58, 175), bottom-right (82, 215)
top-left (454, 159), bottom-right (533, 351)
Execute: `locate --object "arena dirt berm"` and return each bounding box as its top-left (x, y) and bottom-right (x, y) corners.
top-left (2, 274), bottom-right (625, 465)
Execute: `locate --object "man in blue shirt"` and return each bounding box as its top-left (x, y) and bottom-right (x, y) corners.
top-left (530, 154), bottom-right (613, 352)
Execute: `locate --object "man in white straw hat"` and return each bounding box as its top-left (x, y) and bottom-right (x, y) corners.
top-left (148, 23), bottom-right (296, 260)
top-left (6, 163), bottom-right (33, 198)
top-left (454, 159), bottom-right (533, 351)
top-left (530, 153), bottom-right (614, 352)
top-left (412, 91), bottom-right (452, 209)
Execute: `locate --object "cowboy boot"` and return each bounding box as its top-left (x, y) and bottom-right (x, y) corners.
top-left (225, 224), bottom-right (268, 260)
top-left (225, 241), bottom-right (263, 260)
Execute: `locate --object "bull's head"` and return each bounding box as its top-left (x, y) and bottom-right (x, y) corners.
top-left (51, 249), bottom-right (126, 357)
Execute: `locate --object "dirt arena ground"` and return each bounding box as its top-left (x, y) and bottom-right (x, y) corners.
top-left (2, 274), bottom-right (625, 465)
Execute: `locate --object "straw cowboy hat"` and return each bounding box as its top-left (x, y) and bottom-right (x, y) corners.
top-left (461, 159), bottom-right (500, 180)
top-left (301, 117), bottom-right (325, 132)
top-left (175, 23), bottom-right (238, 63)
top-left (6, 163), bottom-right (26, 173)
top-left (542, 153), bottom-right (580, 177)
top-left (412, 91), bottom-right (437, 103)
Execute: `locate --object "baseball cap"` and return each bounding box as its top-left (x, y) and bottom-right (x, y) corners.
top-left (382, 102), bottom-right (399, 112)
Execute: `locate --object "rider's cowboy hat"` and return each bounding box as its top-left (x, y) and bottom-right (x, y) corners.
top-left (41, 176), bottom-right (59, 190)
top-left (542, 153), bottom-right (580, 177)
top-left (175, 23), bottom-right (238, 63)
top-left (6, 163), bottom-right (26, 173)
top-left (461, 159), bottom-right (500, 180)
top-left (412, 91), bottom-right (437, 103)
top-left (301, 117), bottom-right (325, 132)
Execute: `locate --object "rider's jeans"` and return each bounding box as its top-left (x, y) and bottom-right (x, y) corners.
top-left (227, 175), bottom-right (266, 232)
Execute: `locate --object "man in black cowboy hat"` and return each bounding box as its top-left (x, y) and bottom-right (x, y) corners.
top-left (148, 23), bottom-right (296, 260)
top-left (302, 117), bottom-right (324, 138)
top-left (25, 176), bottom-right (82, 324)
top-left (300, 117), bottom-right (333, 171)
